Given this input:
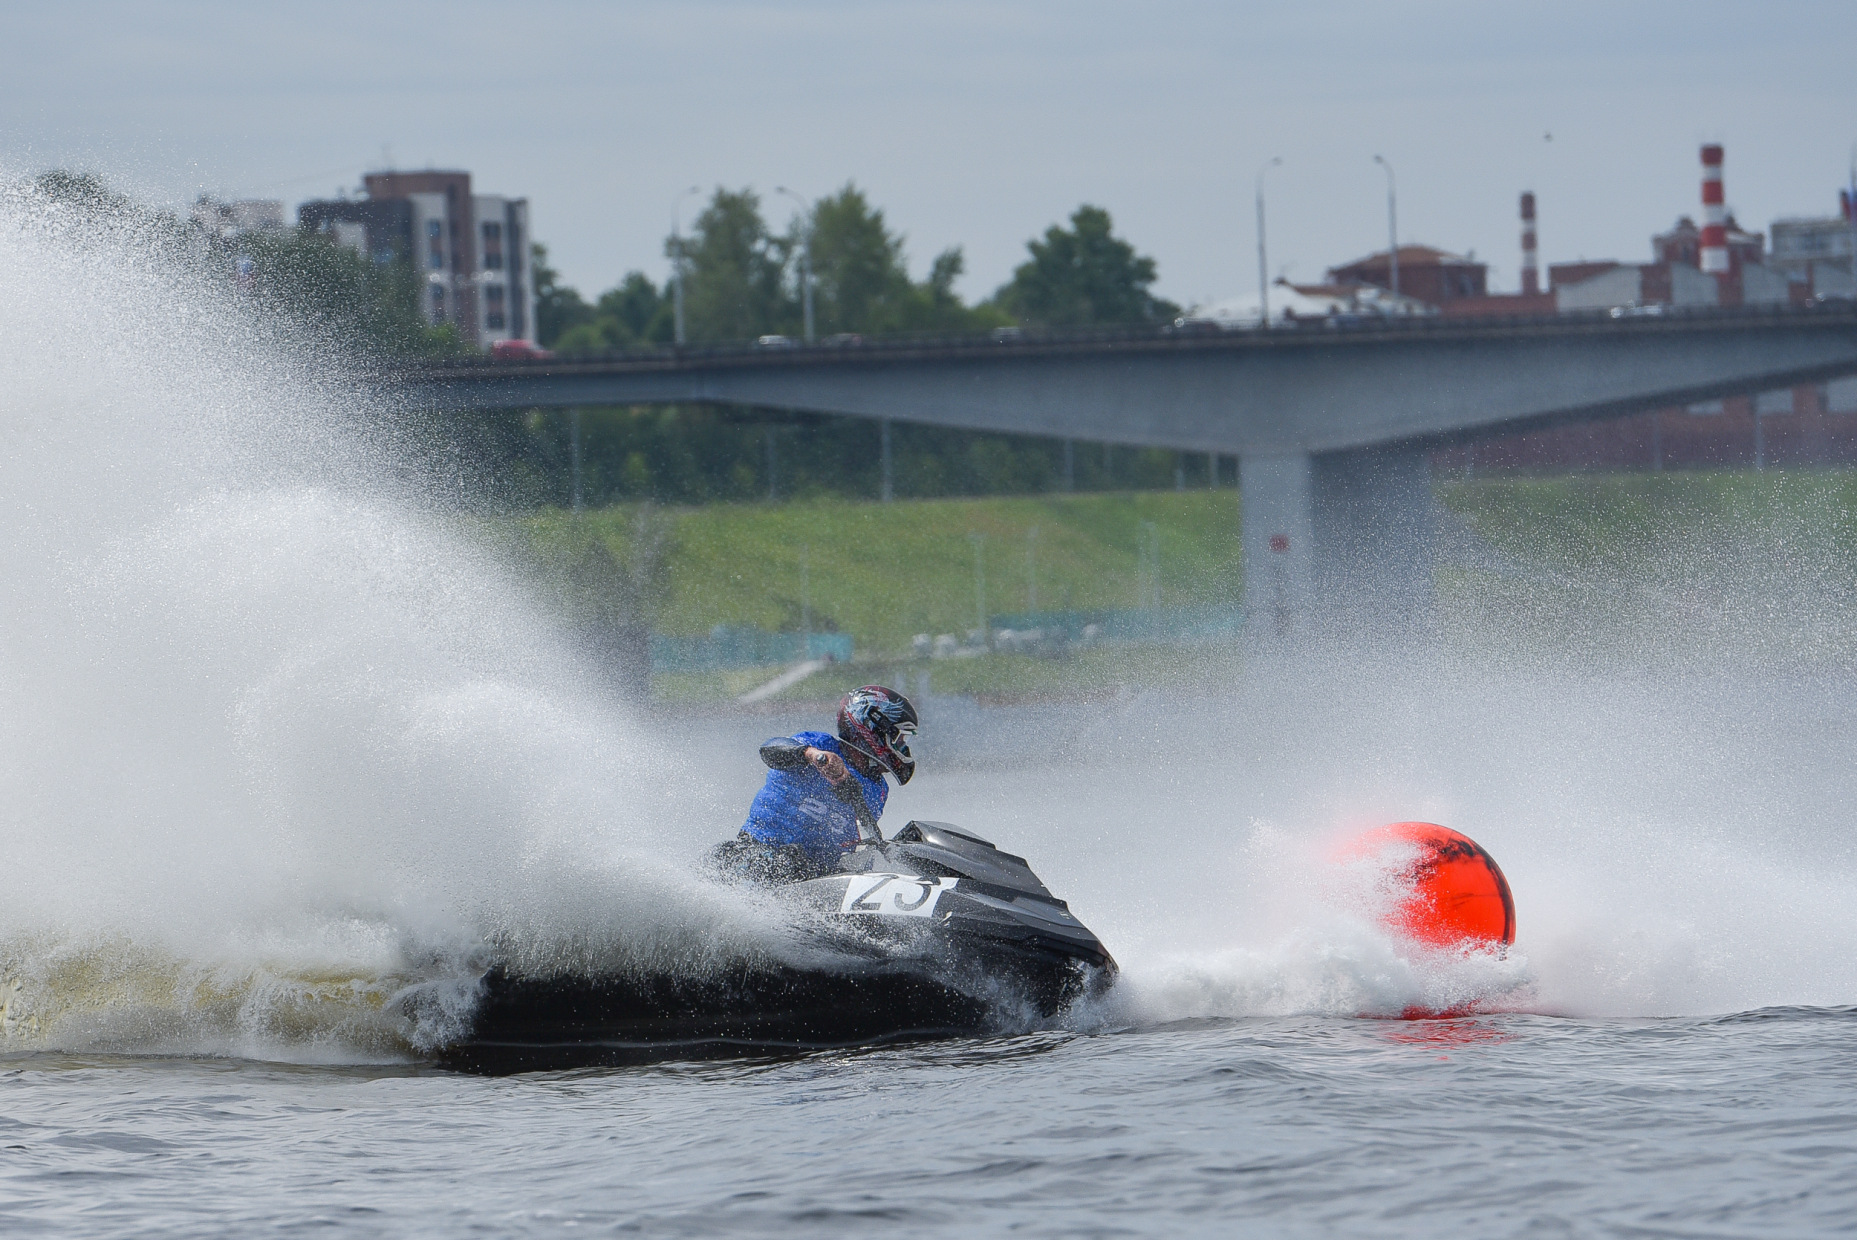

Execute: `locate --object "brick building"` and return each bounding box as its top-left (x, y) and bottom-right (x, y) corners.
top-left (1327, 242), bottom-right (1564, 318)
top-left (1435, 378), bottom-right (1857, 477)
top-left (1327, 245), bottom-right (1489, 307)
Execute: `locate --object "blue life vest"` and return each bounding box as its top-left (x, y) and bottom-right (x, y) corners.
top-left (741, 730), bottom-right (889, 862)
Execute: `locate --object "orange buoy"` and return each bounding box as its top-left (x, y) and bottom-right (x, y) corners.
top-left (1341, 822), bottom-right (1516, 948)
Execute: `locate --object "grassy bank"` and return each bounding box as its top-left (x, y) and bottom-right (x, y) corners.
top-left (530, 490), bottom-right (1243, 657)
top-left (652, 643), bottom-right (1244, 708)
top-left (517, 468), bottom-right (1857, 700)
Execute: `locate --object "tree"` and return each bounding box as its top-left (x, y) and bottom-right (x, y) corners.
top-left (802, 184), bottom-right (912, 335)
top-left (553, 271), bottom-right (672, 354)
top-left (670, 188), bottom-right (792, 343)
top-left (789, 183), bottom-right (1010, 336)
top-left (907, 247), bottom-right (1014, 333)
top-left (233, 227), bottom-right (467, 357)
top-left (532, 243), bottom-right (593, 347)
top-left (598, 272), bottom-right (671, 343)
top-left (538, 184), bottom-right (1008, 352)
top-left (996, 205), bottom-right (1179, 327)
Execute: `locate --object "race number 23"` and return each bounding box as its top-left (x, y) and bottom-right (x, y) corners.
top-left (840, 874), bottom-right (958, 918)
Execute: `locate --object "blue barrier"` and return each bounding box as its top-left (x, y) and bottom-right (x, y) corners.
top-left (984, 605), bottom-right (1244, 645)
top-left (655, 606), bottom-right (1237, 675)
top-left (652, 626), bottom-right (853, 674)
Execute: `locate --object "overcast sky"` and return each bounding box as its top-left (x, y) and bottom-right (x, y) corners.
top-left (7, 1), bottom-right (1854, 307)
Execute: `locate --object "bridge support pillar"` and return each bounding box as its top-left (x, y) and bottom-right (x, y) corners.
top-left (1241, 444), bottom-right (1438, 641)
top-left (1309, 443), bottom-right (1438, 633)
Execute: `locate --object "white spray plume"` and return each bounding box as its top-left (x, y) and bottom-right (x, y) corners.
top-left (0, 177), bottom-right (790, 1061)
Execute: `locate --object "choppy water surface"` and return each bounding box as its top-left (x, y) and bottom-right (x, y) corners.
top-left (7, 1009), bottom-right (1857, 1237)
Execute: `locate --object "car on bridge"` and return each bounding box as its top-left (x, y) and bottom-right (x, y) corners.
top-left (491, 339), bottom-right (553, 360)
top-left (1608, 303), bottom-right (1667, 319)
top-left (1166, 316), bottom-right (1231, 336)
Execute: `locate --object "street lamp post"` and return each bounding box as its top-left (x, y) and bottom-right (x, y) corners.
top-left (569, 408), bottom-right (583, 513)
top-left (1255, 157), bottom-right (1282, 328)
top-left (1848, 145), bottom-right (1857, 289)
top-left (968, 533), bottom-right (987, 645)
top-left (671, 185), bottom-right (701, 346)
top-left (775, 186), bottom-right (815, 343)
top-left (800, 543), bottom-right (811, 653)
top-left (1373, 155), bottom-right (1399, 302)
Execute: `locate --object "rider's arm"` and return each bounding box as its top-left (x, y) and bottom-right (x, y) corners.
top-left (759, 737), bottom-right (810, 771)
top-left (757, 737), bottom-right (878, 843)
top-left (761, 738), bottom-right (850, 783)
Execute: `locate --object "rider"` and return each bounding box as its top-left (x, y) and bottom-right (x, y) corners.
top-left (718, 685), bottom-right (919, 883)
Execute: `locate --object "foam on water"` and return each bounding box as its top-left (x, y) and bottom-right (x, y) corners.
top-left (915, 657), bottom-right (1857, 1028)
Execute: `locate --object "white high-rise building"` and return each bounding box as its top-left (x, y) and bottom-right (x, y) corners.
top-left (471, 194), bottom-right (533, 344)
top-left (302, 170), bottom-right (536, 350)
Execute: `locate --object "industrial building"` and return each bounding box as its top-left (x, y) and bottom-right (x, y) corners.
top-left (298, 170), bottom-right (536, 351)
top-left (1424, 145), bottom-right (1857, 473)
top-left (1318, 147), bottom-right (1852, 327)
top-left (1549, 146), bottom-right (1813, 311)
top-left (1770, 206), bottom-right (1857, 300)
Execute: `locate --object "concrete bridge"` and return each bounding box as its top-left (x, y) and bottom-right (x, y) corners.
top-left (389, 305), bottom-right (1857, 633)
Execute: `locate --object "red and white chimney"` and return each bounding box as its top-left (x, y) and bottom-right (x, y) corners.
top-left (1520, 191), bottom-right (1539, 295)
top-left (1699, 144), bottom-right (1729, 274)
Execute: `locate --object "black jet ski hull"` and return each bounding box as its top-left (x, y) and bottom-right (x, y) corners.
top-left (437, 821), bottom-right (1115, 1073)
top-left (439, 964), bottom-right (987, 1074)
top-left (442, 964), bottom-right (1026, 1074)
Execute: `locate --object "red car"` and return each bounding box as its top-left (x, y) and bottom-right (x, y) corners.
top-left (491, 339), bottom-right (553, 360)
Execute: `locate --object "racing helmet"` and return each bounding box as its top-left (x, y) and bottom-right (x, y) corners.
top-left (837, 685), bottom-right (919, 784)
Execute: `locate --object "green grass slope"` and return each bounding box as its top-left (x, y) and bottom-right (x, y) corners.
top-left (531, 490), bottom-right (1243, 656)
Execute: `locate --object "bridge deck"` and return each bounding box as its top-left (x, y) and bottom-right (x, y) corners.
top-left (385, 304), bottom-right (1857, 457)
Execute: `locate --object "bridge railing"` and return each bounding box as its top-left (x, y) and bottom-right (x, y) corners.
top-left (408, 300), bottom-right (1857, 373)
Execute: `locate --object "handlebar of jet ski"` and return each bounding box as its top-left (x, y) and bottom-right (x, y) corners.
top-left (832, 777), bottom-right (884, 846)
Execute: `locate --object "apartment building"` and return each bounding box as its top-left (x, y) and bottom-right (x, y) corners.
top-left (299, 169), bottom-right (536, 350)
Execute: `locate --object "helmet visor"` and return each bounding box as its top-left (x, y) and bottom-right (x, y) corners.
top-left (890, 723), bottom-right (916, 783)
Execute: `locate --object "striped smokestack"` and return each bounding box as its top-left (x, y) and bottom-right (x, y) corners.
top-left (1699, 144), bottom-right (1729, 274)
top-left (1520, 191), bottom-right (1539, 295)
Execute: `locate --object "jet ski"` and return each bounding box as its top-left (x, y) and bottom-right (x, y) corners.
top-left (437, 819), bottom-right (1115, 1074)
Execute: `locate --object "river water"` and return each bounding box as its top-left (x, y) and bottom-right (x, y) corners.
top-left (6, 178), bottom-right (1857, 1235)
top-left (8, 671), bottom-right (1857, 1238)
top-left (7, 1007), bottom-right (1857, 1237)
